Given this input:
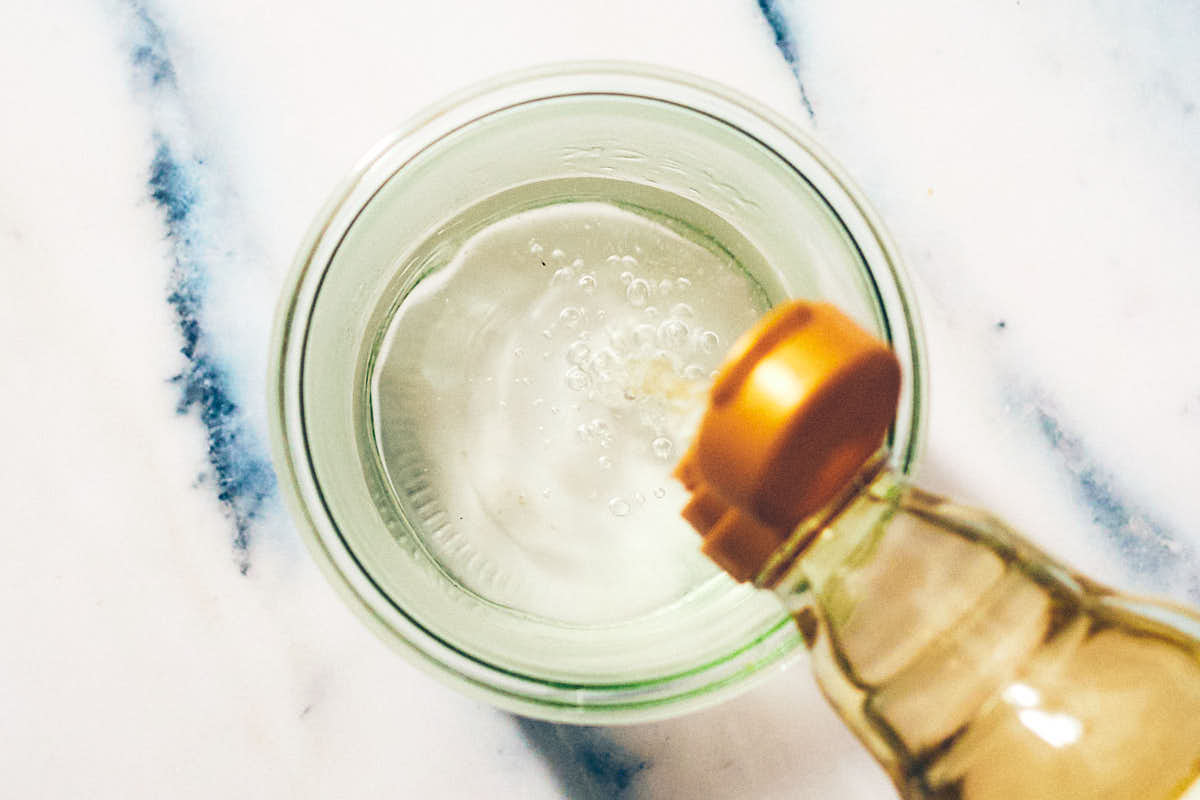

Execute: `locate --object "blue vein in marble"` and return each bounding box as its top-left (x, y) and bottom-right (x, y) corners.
top-left (516, 719), bottom-right (648, 799)
top-left (756, 0), bottom-right (816, 119)
top-left (129, 2), bottom-right (276, 571)
top-left (1032, 404), bottom-right (1200, 601)
top-left (130, 7), bottom-right (175, 88)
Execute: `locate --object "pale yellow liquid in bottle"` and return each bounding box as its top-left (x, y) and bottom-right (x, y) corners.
top-left (778, 474), bottom-right (1200, 800)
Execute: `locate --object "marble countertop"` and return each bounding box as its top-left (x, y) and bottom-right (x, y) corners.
top-left (3, 1), bottom-right (1199, 797)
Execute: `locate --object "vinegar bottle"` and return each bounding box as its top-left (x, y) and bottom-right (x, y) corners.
top-left (674, 302), bottom-right (1200, 800)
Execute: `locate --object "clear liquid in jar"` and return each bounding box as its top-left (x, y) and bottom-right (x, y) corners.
top-left (370, 181), bottom-right (772, 625)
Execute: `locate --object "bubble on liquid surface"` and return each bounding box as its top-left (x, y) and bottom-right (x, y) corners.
top-left (653, 487), bottom-right (666, 499)
top-left (559, 306), bottom-right (583, 327)
top-left (591, 419), bottom-right (614, 448)
top-left (566, 340), bottom-right (591, 365)
top-left (683, 364), bottom-right (706, 381)
top-left (671, 303), bottom-right (694, 320)
top-left (651, 436), bottom-right (674, 460)
top-left (591, 348), bottom-right (617, 371)
top-left (700, 330), bottom-right (720, 353)
top-left (619, 271), bottom-right (634, 285)
top-left (577, 417), bottom-right (615, 448)
top-left (565, 367), bottom-right (590, 391)
top-left (578, 274), bottom-right (597, 293)
top-left (598, 455), bottom-right (613, 470)
top-left (627, 279), bottom-right (650, 307)
top-left (675, 277), bottom-right (692, 291)
top-left (551, 267), bottom-right (574, 286)
top-left (608, 497), bottom-right (631, 517)
top-left (530, 242), bottom-right (544, 256)
top-left (658, 319), bottom-right (689, 349)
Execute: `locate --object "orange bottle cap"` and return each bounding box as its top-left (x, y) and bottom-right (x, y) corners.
top-left (674, 301), bottom-right (901, 581)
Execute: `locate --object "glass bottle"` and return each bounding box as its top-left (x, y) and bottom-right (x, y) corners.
top-left (676, 302), bottom-right (1200, 799)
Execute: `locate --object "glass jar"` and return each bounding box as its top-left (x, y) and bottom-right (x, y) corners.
top-left (268, 62), bottom-right (926, 722)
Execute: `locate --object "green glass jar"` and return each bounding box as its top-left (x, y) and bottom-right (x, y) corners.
top-left (268, 62), bottom-right (926, 722)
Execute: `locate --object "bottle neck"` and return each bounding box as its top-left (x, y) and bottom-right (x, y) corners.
top-left (753, 451), bottom-right (898, 592)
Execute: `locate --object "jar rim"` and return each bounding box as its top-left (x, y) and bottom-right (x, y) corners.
top-left (268, 61), bottom-right (927, 723)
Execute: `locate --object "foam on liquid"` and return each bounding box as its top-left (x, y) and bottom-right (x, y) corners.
top-left (372, 198), bottom-right (768, 625)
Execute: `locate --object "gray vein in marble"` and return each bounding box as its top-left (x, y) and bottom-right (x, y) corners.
top-left (126, 1), bottom-right (276, 572)
top-left (921, 244), bottom-right (1196, 598)
top-left (1013, 386), bottom-right (1200, 601)
top-left (515, 718), bottom-right (648, 799)
top-left (756, 0), bottom-right (815, 119)
top-left (922, 239), bottom-right (1200, 598)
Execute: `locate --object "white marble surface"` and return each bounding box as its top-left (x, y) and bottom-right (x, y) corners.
top-left (3, 1), bottom-right (1199, 797)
